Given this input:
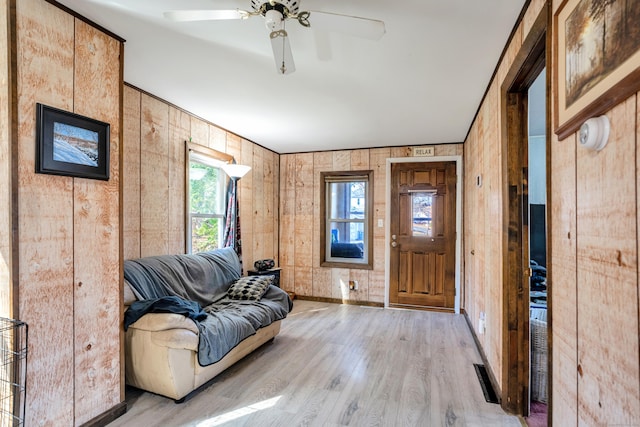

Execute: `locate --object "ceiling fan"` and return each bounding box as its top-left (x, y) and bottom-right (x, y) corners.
top-left (164, 0), bottom-right (386, 75)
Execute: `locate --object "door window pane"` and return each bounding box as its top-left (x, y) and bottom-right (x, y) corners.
top-left (412, 192), bottom-right (433, 237)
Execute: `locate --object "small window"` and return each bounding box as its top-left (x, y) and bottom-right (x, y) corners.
top-left (186, 144), bottom-right (231, 254)
top-left (411, 191), bottom-right (434, 237)
top-left (321, 171), bottom-right (373, 269)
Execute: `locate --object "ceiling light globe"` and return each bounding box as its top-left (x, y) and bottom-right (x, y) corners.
top-left (264, 9), bottom-right (283, 31)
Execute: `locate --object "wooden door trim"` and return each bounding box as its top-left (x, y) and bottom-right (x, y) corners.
top-left (384, 155), bottom-right (462, 313)
top-left (500, 2), bottom-right (550, 416)
top-left (8, 0), bottom-right (19, 320)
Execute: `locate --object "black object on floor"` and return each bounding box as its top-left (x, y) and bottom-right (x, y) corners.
top-left (473, 364), bottom-right (499, 404)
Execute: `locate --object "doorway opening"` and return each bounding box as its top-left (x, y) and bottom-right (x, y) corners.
top-left (500, 3), bottom-right (550, 422)
top-left (527, 68), bottom-right (548, 425)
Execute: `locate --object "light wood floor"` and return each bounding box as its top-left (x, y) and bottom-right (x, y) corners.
top-left (108, 300), bottom-right (523, 426)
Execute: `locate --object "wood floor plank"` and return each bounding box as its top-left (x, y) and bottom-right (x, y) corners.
top-left (109, 301), bottom-right (521, 426)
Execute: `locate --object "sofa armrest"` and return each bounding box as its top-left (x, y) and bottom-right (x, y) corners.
top-left (127, 313), bottom-right (199, 351)
top-left (128, 313), bottom-right (199, 334)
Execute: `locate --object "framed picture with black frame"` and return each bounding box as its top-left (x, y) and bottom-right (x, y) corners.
top-left (36, 103), bottom-right (110, 180)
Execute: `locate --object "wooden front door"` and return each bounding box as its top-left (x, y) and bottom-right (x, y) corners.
top-left (389, 162), bottom-right (457, 310)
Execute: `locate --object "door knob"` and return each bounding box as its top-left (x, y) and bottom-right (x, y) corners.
top-left (391, 234), bottom-right (397, 240)
top-left (391, 241), bottom-right (397, 248)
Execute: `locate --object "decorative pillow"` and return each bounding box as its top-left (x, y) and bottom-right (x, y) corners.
top-left (227, 275), bottom-right (274, 300)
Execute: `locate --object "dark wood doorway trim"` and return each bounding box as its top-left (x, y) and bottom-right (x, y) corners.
top-left (500, 2), bottom-right (551, 416)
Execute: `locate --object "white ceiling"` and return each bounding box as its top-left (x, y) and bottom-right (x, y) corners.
top-left (56, 0), bottom-right (526, 154)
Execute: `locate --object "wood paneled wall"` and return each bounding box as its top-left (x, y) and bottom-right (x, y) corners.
top-left (550, 1), bottom-right (640, 421)
top-left (279, 145), bottom-right (462, 303)
top-left (0, 0), bottom-right (10, 318)
top-left (10, 0), bottom-right (123, 424)
top-left (464, 78), bottom-right (506, 387)
top-left (464, 0), bottom-right (640, 423)
top-left (547, 97), bottom-right (640, 422)
top-left (464, 0), bottom-right (548, 396)
top-left (122, 85), bottom-right (280, 268)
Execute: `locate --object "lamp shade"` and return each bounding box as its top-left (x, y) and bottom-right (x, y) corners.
top-left (221, 163), bottom-right (251, 179)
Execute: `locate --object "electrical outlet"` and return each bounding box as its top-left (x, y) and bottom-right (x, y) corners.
top-left (349, 280), bottom-right (358, 290)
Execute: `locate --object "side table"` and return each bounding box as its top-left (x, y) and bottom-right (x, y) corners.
top-left (247, 267), bottom-right (281, 288)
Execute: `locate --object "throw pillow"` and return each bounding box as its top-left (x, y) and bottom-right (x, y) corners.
top-left (227, 275), bottom-right (274, 301)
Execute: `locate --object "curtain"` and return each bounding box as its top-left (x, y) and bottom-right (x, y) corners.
top-left (223, 177), bottom-right (243, 273)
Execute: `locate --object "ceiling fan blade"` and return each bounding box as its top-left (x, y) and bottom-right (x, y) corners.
top-left (305, 11), bottom-right (386, 40)
top-left (163, 9), bottom-right (249, 22)
top-left (270, 30), bottom-right (295, 75)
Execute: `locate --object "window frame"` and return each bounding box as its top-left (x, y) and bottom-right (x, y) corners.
top-left (320, 170), bottom-right (374, 270)
top-left (185, 142), bottom-right (233, 254)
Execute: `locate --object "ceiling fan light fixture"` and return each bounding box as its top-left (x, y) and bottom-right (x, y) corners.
top-left (264, 9), bottom-right (284, 31)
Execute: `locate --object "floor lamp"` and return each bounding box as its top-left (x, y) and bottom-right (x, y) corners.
top-left (221, 163), bottom-right (251, 254)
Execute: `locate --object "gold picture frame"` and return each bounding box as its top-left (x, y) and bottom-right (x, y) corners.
top-left (554, 0), bottom-right (640, 140)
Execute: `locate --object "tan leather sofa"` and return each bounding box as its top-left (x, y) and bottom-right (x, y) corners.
top-left (123, 294), bottom-right (281, 401)
top-left (122, 249), bottom-right (291, 402)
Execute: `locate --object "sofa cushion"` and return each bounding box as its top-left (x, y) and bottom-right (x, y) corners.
top-left (124, 248), bottom-right (241, 307)
top-left (227, 275), bottom-right (273, 300)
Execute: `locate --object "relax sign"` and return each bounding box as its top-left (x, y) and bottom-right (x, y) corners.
top-left (412, 146), bottom-right (435, 157)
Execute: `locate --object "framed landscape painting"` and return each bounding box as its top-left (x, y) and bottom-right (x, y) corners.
top-left (36, 103), bottom-right (110, 180)
top-left (555, 0), bottom-right (640, 139)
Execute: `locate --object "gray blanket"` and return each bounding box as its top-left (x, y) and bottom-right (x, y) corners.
top-left (124, 248), bottom-right (292, 366)
top-left (124, 249), bottom-right (241, 306)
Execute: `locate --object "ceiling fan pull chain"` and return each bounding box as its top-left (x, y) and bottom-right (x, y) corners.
top-left (280, 36), bottom-right (287, 74)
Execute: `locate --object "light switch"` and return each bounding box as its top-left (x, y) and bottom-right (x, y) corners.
top-left (378, 219), bottom-right (384, 227)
